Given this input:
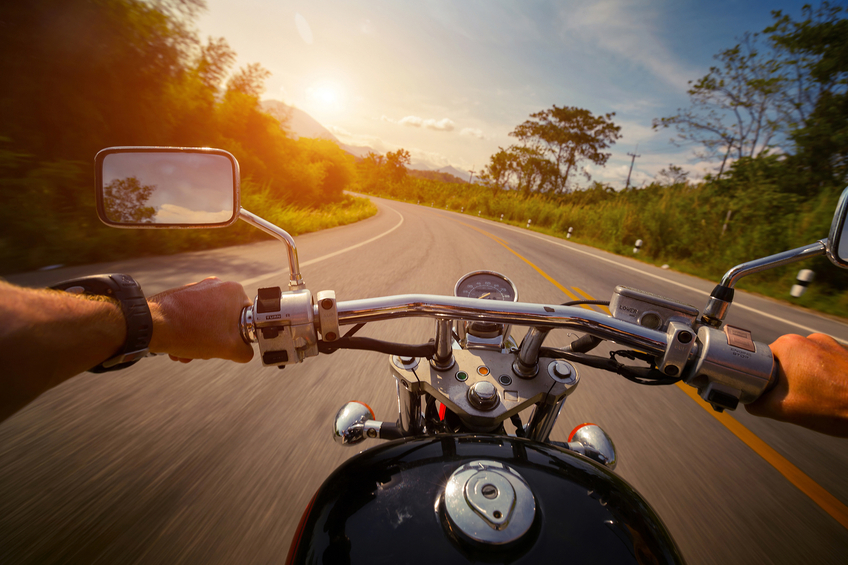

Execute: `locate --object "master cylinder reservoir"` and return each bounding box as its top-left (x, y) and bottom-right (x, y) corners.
top-left (610, 286), bottom-right (699, 331)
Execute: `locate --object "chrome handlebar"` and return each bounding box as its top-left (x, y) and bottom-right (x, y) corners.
top-left (331, 294), bottom-right (672, 356)
top-left (240, 290), bottom-right (775, 412)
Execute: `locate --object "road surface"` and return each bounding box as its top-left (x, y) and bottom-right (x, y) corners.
top-left (2, 195), bottom-right (847, 564)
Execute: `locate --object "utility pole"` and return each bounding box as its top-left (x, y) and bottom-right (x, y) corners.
top-left (717, 137), bottom-right (734, 179)
top-left (625, 150), bottom-right (641, 189)
top-left (468, 166), bottom-right (475, 184)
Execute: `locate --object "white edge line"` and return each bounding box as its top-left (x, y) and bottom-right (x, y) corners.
top-left (454, 212), bottom-right (846, 337)
top-left (238, 204), bottom-right (404, 288)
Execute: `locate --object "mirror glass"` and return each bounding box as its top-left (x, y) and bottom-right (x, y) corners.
top-left (98, 150), bottom-right (237, 226)
top-left (829, 186), bottom-right (848, 266)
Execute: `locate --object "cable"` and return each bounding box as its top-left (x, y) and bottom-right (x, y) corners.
top-left (318, 336), bottom-right (436, 358)
top-left (560, 299), bottom-right (611, 307)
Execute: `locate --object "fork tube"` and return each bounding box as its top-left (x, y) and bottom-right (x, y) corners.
top-left (525, 396), bottom-right (567, 442)
top-left (514, 327), bottom-right (551, 378)
top-left (396, 380), bottom-right (423, 435)
top-left (432, 319), bottom-right (455, 370)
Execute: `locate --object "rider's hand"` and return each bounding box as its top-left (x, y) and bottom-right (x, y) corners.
top-left (746, 333), bottom-right (848, 437)
top-left (147, 277), bottom-right (254, 364)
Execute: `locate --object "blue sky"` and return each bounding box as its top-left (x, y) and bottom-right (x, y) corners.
top-left (197, 0), bottom-right (821, 186)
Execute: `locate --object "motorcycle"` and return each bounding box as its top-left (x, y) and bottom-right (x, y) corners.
top-left (81, 146), bottom-right (848, 564)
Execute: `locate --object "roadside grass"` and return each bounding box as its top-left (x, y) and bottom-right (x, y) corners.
top-left (1, 188), bottom-right (377, 275)
top-left (242, 189), bottom-right (377, 236)
top-left (518, 221), bottom-right (848, 321)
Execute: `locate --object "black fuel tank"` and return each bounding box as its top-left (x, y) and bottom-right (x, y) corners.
top-left (288, 435), bottom-right (684, 564)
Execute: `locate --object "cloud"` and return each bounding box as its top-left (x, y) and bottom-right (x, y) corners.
top-left (398, 116), bottom-right (424, 127)
top-left (328, 125), bottom-right (352, 137)
top-left (384, 115), bottom-right (456, 132)
top-left (460, 128), bottom-right (486, 140)
top-left (557, 0), bottom-right (694, 92)
top-left (329, 127), bottom-right (391, 153)
top-left (156, 204), bottom-right (231, 224)
top-left (408, 149), bottom-right (453, 170)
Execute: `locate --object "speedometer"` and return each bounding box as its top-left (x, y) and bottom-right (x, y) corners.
top-left (454, 271), bottom-right (519, 302)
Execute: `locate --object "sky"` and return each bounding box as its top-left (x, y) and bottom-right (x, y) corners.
top-left (196, 0), bottom-right (821, 187)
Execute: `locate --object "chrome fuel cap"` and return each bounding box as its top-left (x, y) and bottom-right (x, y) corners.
top-left (443, 460), bottom-right (535, 545)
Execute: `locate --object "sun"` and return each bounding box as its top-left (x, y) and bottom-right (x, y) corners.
top-left (306, 83), bottom-right (346, 116)
top-left (312, 86), bottom-right (337, 105)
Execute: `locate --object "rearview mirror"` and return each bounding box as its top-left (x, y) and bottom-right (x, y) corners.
top-left (95, 147), bottom-right (240, 228)
top-left (827, 186), bottom-right (848, 268)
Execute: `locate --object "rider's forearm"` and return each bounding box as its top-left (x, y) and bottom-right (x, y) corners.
top-left (0, 281), bottom-right (126, 421)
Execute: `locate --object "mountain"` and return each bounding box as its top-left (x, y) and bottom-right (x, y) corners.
top-left (437, 165), bottom-right (475, 182)
top-left (408, 169), bottom-right (465, 184)
top-left (259, 100), bottom-right (375, 159)
top-left (259, 102), bottom-right (472, 175)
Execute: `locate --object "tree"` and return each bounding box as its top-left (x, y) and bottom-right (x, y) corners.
top-left (653, 34), bottom-right (786, 161)
top-left (509, 105), bottom-right (621, 193)
top-left (226, 62), bottom-right (272, 99)
top-left (656, 164), bottom-right (690, 186)
top-left (197, 37), bottom-right (237, 91)
top-left (490, 145), bottom-right (557, 194)
top-left (385, 149), bottom-right (411, 183)
top-left (767, 2), bottom-right (848, 186)
top-left (103, 177), bottom-right (156, 223)
top-left (653, 2), bottom-right (848, 188)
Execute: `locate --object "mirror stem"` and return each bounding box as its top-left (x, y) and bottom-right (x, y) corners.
top-left (702, 239), bottom-right (826, 327)
top-left (239, 208), bottom-right (305, 290)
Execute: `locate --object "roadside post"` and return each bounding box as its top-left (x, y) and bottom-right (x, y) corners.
top-left (634, 239), bottom-right (643, 254)
top-left (790, 269), bottom-right (815, 297)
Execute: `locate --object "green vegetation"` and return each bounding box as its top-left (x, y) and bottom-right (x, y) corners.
top-left (357, 3), bottom-right (848, 318)
top-left (480, 106), bottom-right (621, 194)
top-left (0, 1), bottom-right (375, 274)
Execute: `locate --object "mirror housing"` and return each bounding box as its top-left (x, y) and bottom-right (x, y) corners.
top-left (95, 147), bottom-right (240, 228)
top-left (826, 186), bottom-right (848, 268)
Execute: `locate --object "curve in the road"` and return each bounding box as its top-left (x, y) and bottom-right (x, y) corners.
top-left (238, 205), bottom-right (405, 289)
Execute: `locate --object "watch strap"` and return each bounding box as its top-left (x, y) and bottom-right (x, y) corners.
top-left (50, 274), bottom-right (152, 373)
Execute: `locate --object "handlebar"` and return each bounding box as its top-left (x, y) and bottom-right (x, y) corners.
top-left (331, 294), bottom-right (673, 357)
top-left (240, 288), bottom-right (776, 412)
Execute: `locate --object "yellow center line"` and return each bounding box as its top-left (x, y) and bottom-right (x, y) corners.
top-left (456, 220), bottom-right (584, 305)
top-left (676, 383), bottom-right (848, 530)
top-left (449, 214), bottom-right (848, 531)
top-left (571, 285), bottom-right (613, 315)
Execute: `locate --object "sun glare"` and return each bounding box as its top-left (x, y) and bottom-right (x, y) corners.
top-left (305, 83), bottom-right (346, 116)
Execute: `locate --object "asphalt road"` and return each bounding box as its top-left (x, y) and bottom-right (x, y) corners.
top-left (2, 195), bottom-right (847, 564)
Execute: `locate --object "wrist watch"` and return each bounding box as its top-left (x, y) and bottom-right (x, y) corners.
top-left (50, 274), bottom-right (152, 373)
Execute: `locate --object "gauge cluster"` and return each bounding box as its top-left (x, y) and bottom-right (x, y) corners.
top-left (454, 271), bottom-right (519, 344)
top-left (453, 271), bottom-right (518, 302)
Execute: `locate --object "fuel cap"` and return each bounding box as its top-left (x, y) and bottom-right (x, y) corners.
top-left (443, 460), bottom-right (535, 545)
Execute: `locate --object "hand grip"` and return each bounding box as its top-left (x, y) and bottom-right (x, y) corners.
top-left (763, 358), bottom-right (781, 395)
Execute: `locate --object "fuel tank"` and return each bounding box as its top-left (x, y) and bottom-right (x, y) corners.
top-left (287, 434), bottom-right (684, 564)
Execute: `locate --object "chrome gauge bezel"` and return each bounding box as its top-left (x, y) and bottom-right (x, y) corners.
top-left (454, 271), bottom-right (519, 346)
top-left (453, 271), bottom-right (519, 303)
